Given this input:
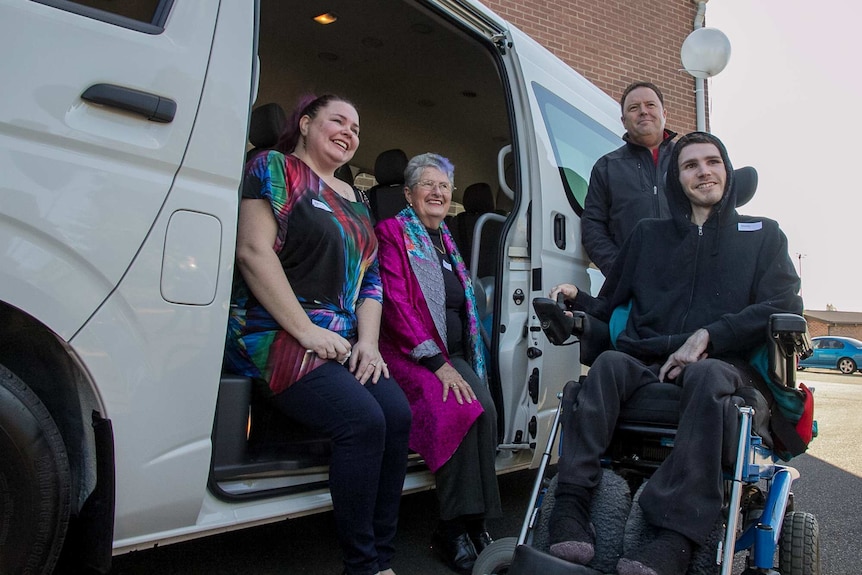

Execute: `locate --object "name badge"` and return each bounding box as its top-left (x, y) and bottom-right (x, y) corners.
top-left (442, 260), bottom-right (453, 271)
top-left (312, 198), bottom-right (332, 212)
top-left (738, 221), bottom-right (762, 232)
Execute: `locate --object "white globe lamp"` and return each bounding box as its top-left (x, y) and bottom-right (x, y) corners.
top-left (681, 27), bottom-right (731, 79)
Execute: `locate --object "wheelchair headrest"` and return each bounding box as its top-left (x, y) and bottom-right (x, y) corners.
top-left (734, 166), bottom-right (757, 208)
top-left (374, 149), bottom-right (408, 186)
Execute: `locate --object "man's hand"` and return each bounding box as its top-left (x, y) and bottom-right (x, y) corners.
top-left (659, 328), bottom-right (710, 382)
top-left (549, 283), bottom-right (579, 302)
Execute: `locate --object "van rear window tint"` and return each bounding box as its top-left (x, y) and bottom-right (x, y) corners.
top-left (532, 82), bottom-right (619, 216)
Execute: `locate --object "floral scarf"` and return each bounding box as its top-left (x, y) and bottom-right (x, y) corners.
top-left (395, 206), bottom-right (487, 380)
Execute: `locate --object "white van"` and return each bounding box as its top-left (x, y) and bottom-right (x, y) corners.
top-left (0, 0), bottom-right (624, 572)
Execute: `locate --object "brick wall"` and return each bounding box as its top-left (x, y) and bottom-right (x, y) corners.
top-left (806, 317), bottom-right (829, 338)
top-left (805, 317), bottom-right (862, 340)
top-left (483, 0), bottom-right (700, 135)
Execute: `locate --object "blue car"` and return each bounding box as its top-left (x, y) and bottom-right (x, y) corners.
top-left (797, 336), bottom-right (862, 374)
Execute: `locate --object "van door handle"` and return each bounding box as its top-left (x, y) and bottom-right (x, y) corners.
top-left (553, 213), bottom-right (566, 249)
top-left (81, 83), bottom-right (176, 123)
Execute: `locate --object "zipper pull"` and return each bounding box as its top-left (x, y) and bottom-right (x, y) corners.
top-left (653, 185), bottom-right (657, 195)
top-left (698, 225), bottom-right (703, 236)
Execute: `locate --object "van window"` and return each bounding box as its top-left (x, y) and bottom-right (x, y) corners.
top-left (35, 0), bottom-right (170, 31)
top-left (532, 82), bottom-right (619, 216)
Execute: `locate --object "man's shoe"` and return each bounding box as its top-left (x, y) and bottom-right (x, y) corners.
top-left (432, 529), bottom-right (478, 574)
top-left (470, 531), bottom-right (494, 555)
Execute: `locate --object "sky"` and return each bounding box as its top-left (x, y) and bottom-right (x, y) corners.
top-left (705, 1), bottom-right (862, 312)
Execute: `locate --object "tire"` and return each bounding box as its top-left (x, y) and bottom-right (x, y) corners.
top-left (837, 357), bottom-right (856, 375)
top-left (472, 537), bottom-right (518, 575)
top-left (0, 365), bottom-right (72, 575)
top-left (779, 511), bottom-right (820, 575)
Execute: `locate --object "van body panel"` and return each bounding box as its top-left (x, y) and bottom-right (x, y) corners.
top-left (67, 0), bottom-right (254, 541)
top-left (0, 1), bottom-right (219, 338)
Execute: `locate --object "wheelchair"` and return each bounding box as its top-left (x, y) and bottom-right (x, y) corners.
top-left (472, 297), bottom-right (819, 575)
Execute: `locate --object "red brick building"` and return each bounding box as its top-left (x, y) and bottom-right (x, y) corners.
top-left (804, 311), bottom-right (862, 341)
top-left (484, 0), bottom-right (702, 135)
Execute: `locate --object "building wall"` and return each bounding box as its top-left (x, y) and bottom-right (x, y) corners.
top-left (484, 0), bottom-right (700, 135)
top-left (807, 317), bottom-right (829, 338)
top-left (805, 317), bottom-right (862, 340)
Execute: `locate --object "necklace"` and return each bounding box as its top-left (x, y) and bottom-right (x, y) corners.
top-left (432, 234), bottom-right (446, 255)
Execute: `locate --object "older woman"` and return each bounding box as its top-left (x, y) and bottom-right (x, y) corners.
top-left (224, 94), bottom-right (412, 575)
top-left (375, 153), bottom-right (501, 574)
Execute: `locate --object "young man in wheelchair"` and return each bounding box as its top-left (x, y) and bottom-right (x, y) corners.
top-left (547, 132), bottom-right (803, 575)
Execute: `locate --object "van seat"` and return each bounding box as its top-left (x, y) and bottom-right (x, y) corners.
top-left (246, 102), bottom-right (286, 162)
top-left (367, 149), bottom-right (408, 222)
top-left (453, 183), bottom-right (493, 263)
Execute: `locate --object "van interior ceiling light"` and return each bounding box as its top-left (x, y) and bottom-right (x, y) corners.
top-left (313, 12), bottom-right (337, 25)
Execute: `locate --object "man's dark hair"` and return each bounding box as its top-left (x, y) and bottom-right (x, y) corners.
top-left (619, 81), bottom-right (665, 113)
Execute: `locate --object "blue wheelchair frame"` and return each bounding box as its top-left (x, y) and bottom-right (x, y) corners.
top-left (490, 302), bottom-right (818, 575)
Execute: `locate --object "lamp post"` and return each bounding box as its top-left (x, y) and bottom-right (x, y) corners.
top-left (681, 1), bottom-right (731, 132)
top-left (796, 252), bottom-right (806, 297)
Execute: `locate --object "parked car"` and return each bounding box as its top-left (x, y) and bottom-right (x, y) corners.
top-left (797, 336), bottom-right (862, 374)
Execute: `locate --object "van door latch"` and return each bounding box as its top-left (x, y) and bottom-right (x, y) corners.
top-left (512, 288), bottom-right (524, 305)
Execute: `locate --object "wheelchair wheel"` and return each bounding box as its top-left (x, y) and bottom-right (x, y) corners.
top-left (779, 511), bottom-right (820, 575)
top-left (472, 537), bottom-right (517, 574)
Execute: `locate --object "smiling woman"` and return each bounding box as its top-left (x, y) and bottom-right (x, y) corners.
top-left (376, 153), bottom-right (502, 573)
top-left (224, 93), bottom-right (413, 574)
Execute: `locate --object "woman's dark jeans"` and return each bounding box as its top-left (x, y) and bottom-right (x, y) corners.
top-left (272, 361), bottom-right (412, 575)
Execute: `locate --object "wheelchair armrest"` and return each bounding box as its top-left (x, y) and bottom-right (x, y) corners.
top-left (531, 299), bottom-right (610, 366)
top-left (770, 313), bottom-right (813, 359)
top-left (768, 313), bottom-right (812, 389)
top-left (532, 297), bottom-right (574, 345)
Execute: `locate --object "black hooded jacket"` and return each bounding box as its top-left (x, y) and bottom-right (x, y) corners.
top-left (574, 132), bottom-right (803, 365)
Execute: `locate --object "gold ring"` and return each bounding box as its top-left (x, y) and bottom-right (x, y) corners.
top-left (450, 383), bottom-right (457, 389)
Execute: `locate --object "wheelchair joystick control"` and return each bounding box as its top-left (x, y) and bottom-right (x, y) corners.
top-left (531, 295), bottom-right (575, 346)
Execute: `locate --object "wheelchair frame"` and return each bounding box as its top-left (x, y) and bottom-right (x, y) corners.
top-left (472, 302), bottom-right (819, 575)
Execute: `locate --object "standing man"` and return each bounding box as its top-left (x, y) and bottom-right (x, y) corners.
top-left (581, 82), bottom-right (676, 274)
top-left (548, 132), bottom-right (803, 575)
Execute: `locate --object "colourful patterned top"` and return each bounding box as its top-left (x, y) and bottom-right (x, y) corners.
top-left (224, 151), bottom-right (381, 383)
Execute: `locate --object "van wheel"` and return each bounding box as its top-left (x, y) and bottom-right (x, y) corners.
top-left (779, 511), bottom-right (820, 575)
top-left (472, 537), bottom-right (517, 574)
top-left (0, 364), bottom-right (71, 575)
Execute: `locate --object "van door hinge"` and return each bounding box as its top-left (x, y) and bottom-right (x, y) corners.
top-left (491, 32), bottom-right (511, 54)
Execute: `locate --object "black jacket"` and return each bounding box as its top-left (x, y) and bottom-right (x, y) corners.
top-left (574, 133), bottom-right (802, 365)
top-left (581, 130), bottom-right (677, 274)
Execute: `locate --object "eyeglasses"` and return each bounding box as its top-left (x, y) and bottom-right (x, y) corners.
top-left (414, 180), bottom-right (455, 193)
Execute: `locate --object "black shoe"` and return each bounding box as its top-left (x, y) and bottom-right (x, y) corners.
top-left (432, 529), bottom-right (478, 574)
top-left (470, 531), bottom-right (494, 555)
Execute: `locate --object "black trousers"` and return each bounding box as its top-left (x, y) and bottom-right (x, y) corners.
top-left (435, 355), bottom-right (503, 522)
top-left (556, 350), bottom-right (750, 544)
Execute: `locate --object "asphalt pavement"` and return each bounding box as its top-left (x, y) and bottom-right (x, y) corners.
top-left (109, 369), bottom-right (861, 575)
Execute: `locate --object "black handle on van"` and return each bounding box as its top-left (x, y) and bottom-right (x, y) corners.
top-left (81, 83), bottom-right (176, 123)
